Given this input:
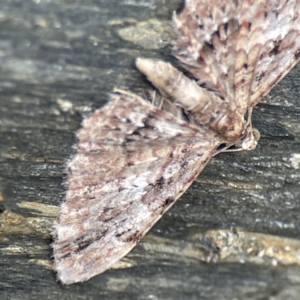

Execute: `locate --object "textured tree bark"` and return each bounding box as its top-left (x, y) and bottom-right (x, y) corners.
top-left (0, 0), bottom-right (300, 299)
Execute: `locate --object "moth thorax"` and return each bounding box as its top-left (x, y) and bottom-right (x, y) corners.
top-left (212, 113), bottom-right (244, 141)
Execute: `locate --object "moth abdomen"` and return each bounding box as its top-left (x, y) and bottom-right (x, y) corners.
top-left (136, 57), bottom-right (244, 141)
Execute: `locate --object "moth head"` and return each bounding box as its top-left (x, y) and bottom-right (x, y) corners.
top-left (240, 127), bottom-right (260, 150)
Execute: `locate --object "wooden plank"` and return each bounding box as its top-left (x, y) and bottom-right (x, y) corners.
top-left (0, 0), bottom-right (300, 299)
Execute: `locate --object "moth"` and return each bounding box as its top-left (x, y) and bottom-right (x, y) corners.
top-left (53, 0), bottom-right (300, 284)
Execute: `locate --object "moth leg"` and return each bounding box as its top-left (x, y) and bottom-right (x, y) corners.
top-left (142, 83), bottom-right (190, 122)
top-left (240, 108), bottom-right (260, 150)
top-left (214, 140), bottom-right (250, 155)
top-left (245, 108), bottom-right (254, 131)
top-left (244, 108), bottom-right (261, 141)
top-left (149, 90), bottom-right (161, 109)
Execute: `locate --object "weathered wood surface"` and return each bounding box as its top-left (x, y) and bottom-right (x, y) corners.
top-left (0, 0), bottom-right (300, 299)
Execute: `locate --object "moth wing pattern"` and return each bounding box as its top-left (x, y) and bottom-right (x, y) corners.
top-left (53, 0), bottom-right (300, 285)
top-left (174, 0), bottom-right (300, 114)
top-left (53, 91), bottom-right (223, 284)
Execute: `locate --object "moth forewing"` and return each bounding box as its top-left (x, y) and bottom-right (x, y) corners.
top-left (53, 0), bottom-right (300, 284)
